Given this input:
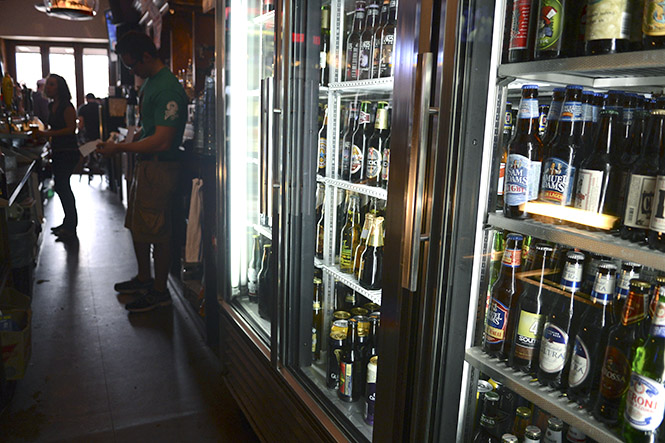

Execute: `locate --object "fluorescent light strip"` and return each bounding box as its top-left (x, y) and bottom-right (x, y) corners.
top-left (525, 202), bottom-right (619, 230)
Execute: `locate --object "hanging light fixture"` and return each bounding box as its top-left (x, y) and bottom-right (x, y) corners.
top-left (35, 0), bottom-right (99, 21)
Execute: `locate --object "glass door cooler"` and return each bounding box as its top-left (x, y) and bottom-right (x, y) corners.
top-left (429, 0), bottom-right (665, 442)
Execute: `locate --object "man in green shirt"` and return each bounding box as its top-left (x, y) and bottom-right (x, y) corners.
top-left (98, 31), bottom-right (188, 312)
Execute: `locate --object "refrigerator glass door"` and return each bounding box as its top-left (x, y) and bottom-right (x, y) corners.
top-left (223, 0), bottom-right (276, 343)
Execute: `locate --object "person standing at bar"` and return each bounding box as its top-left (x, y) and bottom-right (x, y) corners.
top-left (34, 74), bottom-right (80, 239)
top-left (97, 31), bottom-right (188, 312)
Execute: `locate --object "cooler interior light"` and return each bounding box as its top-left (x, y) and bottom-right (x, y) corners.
top-left (525, 202), bottom-right (619, 230)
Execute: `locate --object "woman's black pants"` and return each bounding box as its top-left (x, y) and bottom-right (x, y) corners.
top-left (52, 150), bottom-right (80, 231)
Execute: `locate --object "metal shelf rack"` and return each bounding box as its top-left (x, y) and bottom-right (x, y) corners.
top-left (465, 347), bottom-right (622, 443)
top-left (321, 263), bottom-right (381, 305)
top-left (323, 177), bottom-right (387, 200)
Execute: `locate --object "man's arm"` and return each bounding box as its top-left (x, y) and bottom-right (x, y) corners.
top-left (96, 125), bottom-right (176, 155)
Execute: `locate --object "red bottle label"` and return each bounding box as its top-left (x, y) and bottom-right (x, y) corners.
top-left (502, 248), bottom-right (521, 268)
top-left (510, 0), bottom-right (533, 50)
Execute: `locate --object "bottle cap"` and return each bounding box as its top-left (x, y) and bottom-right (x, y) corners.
top-left (547, 416), bottom-right (564, 430)
top-left (621, 261), bottom-right (642, 270)
top-left (629, 280), bottom-right (652, 292)
top-left (516, 406), bottom-right (531, 418)
top-left (566, 251), bottom-right (585, 262)
top-left (566, 85), bottom-right (584, 91)
top-left (484, 391), bottom-right (499, 402)
top-left (522, 84), bottom-right (538, 90)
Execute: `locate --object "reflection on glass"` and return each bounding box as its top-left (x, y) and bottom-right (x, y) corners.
top-left (49, 47), bottom-right (77, 106)
top-left (226, 0), bottom-right (275, 340)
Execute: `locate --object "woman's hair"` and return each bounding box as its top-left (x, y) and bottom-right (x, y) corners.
top-left (47, 74), bottom-right (72, 102)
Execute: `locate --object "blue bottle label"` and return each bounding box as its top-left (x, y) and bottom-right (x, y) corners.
top-left (506, 154), bottom-right (541, 206)
top-left (518, 98), bottom-right (540, 120)
top-left (539, 323), bottom-right (568, 373)
top-left (569, 336), bottom-right (590, 387)
top-left (547, 100), bottom-right (563, 122)
top-left (541, 158), bottom-right (576, 205)
top-left (486, 299), bottom-right (509, 344)
top-left (559, 101), bottom-right (583, 122)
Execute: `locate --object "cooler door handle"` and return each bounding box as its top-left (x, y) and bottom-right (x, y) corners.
top-left (402, 52), bottom-right (433, 292)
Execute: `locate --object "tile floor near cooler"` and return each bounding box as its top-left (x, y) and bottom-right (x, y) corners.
top-left (0, 176), bottom-right (258, 442)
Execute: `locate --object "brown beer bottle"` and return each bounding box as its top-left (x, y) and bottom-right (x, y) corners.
top-left (509, 243), bottom-right (553, 374)
top-left (503, 85), bottom-right (543, 219)
top-left (359, 216), bottom-right (384, 290)
top-left (338, 318), bottom-right (361, 402)
top-left (340, 194), bottom-right (361, 273)
top-left (541, 87), bottom-right (565, 149)
top-left (353, 213), bottom-right (375, 278)
top-left (345, 2), bottom-right (366, 81)
top-left (365, 101), bottom-right (389, 187)
top-left (312, 278), bottom-right (324, 361)
top-left (593, 280), bottom-right (649, 425)
top-left (484, 233), bottom-right (524, 360)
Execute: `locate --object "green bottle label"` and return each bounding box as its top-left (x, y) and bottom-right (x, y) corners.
top-left (537, 0), bottom-right (564, 51)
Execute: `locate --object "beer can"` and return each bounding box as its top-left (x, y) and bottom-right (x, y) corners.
top-left (333, 310), bottom-right (351, 321)
top-left (351, 307), bottom-right (369, 317)
top-left (326, 331), bottom-right (346, 389)
top-left (331, 319), bottom-right (349, 336)
top-left (364, 302), bottom-right (380, 313)
top-left (474, 380), bottom-right (493, 429)
top-left (364, 356), bottom-right (378, 425)
top-left (354, 315), bottom-right (370, 338)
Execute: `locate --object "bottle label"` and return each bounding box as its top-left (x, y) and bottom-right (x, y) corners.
top-left (624, 174), bottom-right (656, 229)
top-left (498, 162), bottom-right (506, 197)
top-left (518, 98), bottom-right (539, 119)
top-left (359, 39), bottom-right (372, 71)
top-left (622, 293), bottom-right (646, 326)
top-left (346, 42), bottom-right (361, 80)
top-left (318, 137), bottom-right (326, 171)
top-left (569, 336), bottom-right (590, 387)
top-left (510, 0), bottom-right (533, 50)
top-left (650, 176), bottom-right (665, 232)
top-left (539, 323), bottom-right (569, 373)
top-left (505, 109), bottom-right (513, 131)
top-left (248, 268), bottom-right (258, 295)
top-left (539, 111), bottom-right (548, 134)
top-left (548, 100), bottom-right (563, 122)
top-left (312, 327), bottom-right (317, 353)
top-left (592, 273), bottom-right (616, 303)
top-left (582, 102), bottom-right (594, 122)
top-left (537, 0), bottom-right (564, 50)
top-left (624, 373), bottom-right (665, 431)
top-left (514, 310), bottom-right (543, 361)
top-left (350, 145), bottom-right (363, 175)
top-left (617, 269), bottom-right (640, 300)
top-left (559, 101), bottom-right (583, 122)
top-left (651, 301), bottom-right (665, 337)
top-left (379, 32), bottom-right (395, 77)
top-left (502, 248), bottom-right (521, 268)
top-left (339, 361), bottom-right (353, 397)
top-left (541, 158), bottom-right (576, 205)
top-left (561, 263), bottom-right (584, 291)
top-left (644, 0), bottom-right (665, 37)
top-left (381, 148), bottom-right (390, 182)
top-left (342, 140), bottom-right (351, 172)
top-left (586, 0), bottom-right (631, 40)
top-left (486, 299), bottom-right (509, 344)
top-left (359, 110), bottom-right (370, 125)
top-left (599, 345), bottom-right (631, 399)
top-left (528, 161), bottom-right (542, 201)
top-left (574, 168), bottom-right (604, 212)
top-left (505, 154), bottom-right (530, 206)
top-left (366, 147), bottom-right (382, 179)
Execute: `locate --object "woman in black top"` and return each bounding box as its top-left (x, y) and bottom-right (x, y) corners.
top-left (34, 74), bottom-right (80, 238)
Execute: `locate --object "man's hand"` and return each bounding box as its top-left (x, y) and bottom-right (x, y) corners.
top-left (96, 139), bottom-right (120, 156)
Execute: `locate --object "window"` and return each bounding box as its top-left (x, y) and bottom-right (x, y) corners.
top-left (49, 47), bottom-right (78, 106)
top-left (15, 46), bottom-right (42, 91)
top-left (82, 48), bottom-right (110, 100)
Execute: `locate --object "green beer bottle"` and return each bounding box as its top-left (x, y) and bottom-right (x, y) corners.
top-left (620, 286), bottom-right (665, 442)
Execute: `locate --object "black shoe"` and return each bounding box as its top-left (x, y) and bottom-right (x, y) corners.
top-left (114, 276), bottom-right (154, 294)
top-left (54, 228), bottom-right (77, 238)
top-left (126, 289), bottom-right (172, 312)
top-left (51, 224), bottom-right (64, 234)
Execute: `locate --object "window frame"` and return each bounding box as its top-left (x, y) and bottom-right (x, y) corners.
top-left (6, 40), bottom-right (110, 107)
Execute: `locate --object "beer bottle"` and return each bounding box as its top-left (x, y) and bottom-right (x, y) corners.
top-left (622, 110), bottom-right (665, 243)
top-left (534, 0), bottom-right (566, 60)
top-left (485, 231), bottom-right (506, 325)
top-left (567, 262), bottom-right (617, 406)
top-left (539, 85), bottom-right (585, 209)
top-left (335, 189), bottom-right (349, 262)
top-left (248, 235), bottom-right (261, 303)
top-left (359, 216), bottom-right (384, 290)
top-left (508, 0), bottom-right (537, 62)
top-left (510, 243), bottom-right (554, 373)
top-left (620, 286), bottom-right (665, 441)
top-left (484, 233), bottom-right (524, 360)
top-left (317, 106), bottom-right (328, 177)
top-left (327, 328), bottom-right (346, 389)
top-left (371, 0), bottom-right (390, 78)
top-left (584, 0), bottom-right (631, 55)
top-left (340, 194), bottom-right (361, 273)
top-left (365, 101), bottom-right (390, 186)
top-left (576, 91), bottom-right (596, 163)
top-left (543, 417), bottom-right (564, 443)
top-left (643, 0), bottom-right (665, 49)
top-left (316, 189), bottom-right (326, 259)
top-left (320, 5), bottom-right (331, 85)
top-left (524, 425), bottom-right (542, 443)
top-left (258, 244), bottom-right (273, 320)
top-left (573, 110), bottom-right (623, 220)
top-left (359, 1), bottom-right (379, 80)
top-left (340, 102), bottom-right (359, 180)
top-left (622, 93), bottom-right (639, 139)
top-left (504, 85), bottom-right (543, 219)
top-left (312, 278), bottom-right (324, 361)
top-left (649, 276), bottom-right (665, 320)
top-left (364, 355), bottom-right (378, 425)
top-left (351, 101), bottom-right (372, 183)
top-left (354, 213), bottom-right (375, 278)
top-left (541, 88), bottom-right (565, 149)
top-left (338, 318), bottom-right (362, 402)
top-left (472, 391), bottom-right (501, 443)
top-left (538, 251), bottom-right (585, 389)
top-left (538, 104), bottom-right (549, 139)
top-left (380, 129), bottom-right (391, 189)
top-left (498, 102), bottom-right (514, 209)
top-left (617, 109), bottom-right (649, 222)
top-left (378, 0), bottom-right (396, 78)
top-left (345, 2), bottom-right (366, 81)
top-left (594, 280), bottom-right (649, 425)
top-left (647, 112), bottom-right (665, 250)
top-left (501, 435), bottom-right (517, 443)
top-left (512, 406), bottom-right (532, 440)
top-left (614, 262), bottom-right (643, 318)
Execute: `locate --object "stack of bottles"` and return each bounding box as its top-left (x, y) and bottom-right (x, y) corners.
top-left (483, 230), bottom-right (665, 440)
top-left (193, 72), bottom-right (216, 156)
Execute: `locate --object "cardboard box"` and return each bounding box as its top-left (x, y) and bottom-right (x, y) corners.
top-left (0, 287), bottom-right (31, 380)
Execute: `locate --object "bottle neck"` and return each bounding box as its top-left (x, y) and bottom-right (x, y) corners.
top-left (593, 115), bottom-right (617, 156)
top-left (622, 292), bottom-right (647, 326)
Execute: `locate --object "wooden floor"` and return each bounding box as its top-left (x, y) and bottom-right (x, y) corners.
top-left (0, 176), bottom-right (258, 442)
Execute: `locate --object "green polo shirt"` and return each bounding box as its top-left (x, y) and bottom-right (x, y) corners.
top-left (139, 67), bottom-right (188, 161)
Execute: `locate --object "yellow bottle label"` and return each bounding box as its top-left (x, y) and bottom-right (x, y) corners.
top-left (644, 0), bottom-right (665, 36)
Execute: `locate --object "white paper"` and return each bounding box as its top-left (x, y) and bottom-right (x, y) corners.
top-left (79, 139), bottom-right (101, 157)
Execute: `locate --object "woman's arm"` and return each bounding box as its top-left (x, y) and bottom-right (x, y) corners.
top-left (35, 105), bottom-right (77, 138)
